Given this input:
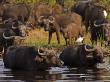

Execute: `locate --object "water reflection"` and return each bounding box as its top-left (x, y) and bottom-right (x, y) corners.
top-left (0, 58), bottom-right (110, 82)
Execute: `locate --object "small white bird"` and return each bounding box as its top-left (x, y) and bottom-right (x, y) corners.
top-left (76, 37), bottom-right (84, 43)
top-left (103, 10), bottom-right (108, 18)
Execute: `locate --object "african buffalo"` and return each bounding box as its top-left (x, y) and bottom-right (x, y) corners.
top-left (3, 46), bottom-right (63, 70)
top-left (27, 3), bottom-right (64, 28)
top-left (71, 0), bottom-right (108, 32)
top-left (1, 3), bottom-right (30, 23)
top-left (92, 18), bottom-right (110, 46)
top-left (0, 18), bottom-right (27, 52)
top-left (39, 12), bottom-right (84, 45)
top-left (59, 44), bottom-right (104, 67)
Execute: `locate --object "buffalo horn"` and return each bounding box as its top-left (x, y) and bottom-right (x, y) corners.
top-left (3, 18), bottom-right (12, 24)
top-left (48, 16), bottom-right (55, 23)
top-left (3, 32), bottom-right (15, 39)
top-left (12, 24), bottom-right (17, 29)
top-left (3, 20), bottom-right (8, 24)
top-left (14, 36), bottom-right (26, 40)
top-left (94, 21), bottom-right (101, 27)
top-left (38, 48), bottom-right (46, 56)
top-left (94, 21), bottom-right (110, 27)
top-left (38, 16), bottom-right (44, 23)
top-left (84, 45), bottom-right (96, 52)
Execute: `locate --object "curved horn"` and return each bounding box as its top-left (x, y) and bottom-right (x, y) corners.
top-left (12, 24), bottom-right (17, 29)
top-left (38, 16), bottom-right (44, 23)
top-left (3, 20), bottom-right (9, 24)
top-left (94, 21), bottom-right (110, 27)
top-left (14, 36), bottom-right (26, 40)
top-left (94, 21), bottom-right (101, 27)
top-left (3, 19), bottom-right (10, 24)
top-left (84, 45), bottom-right (96, 52)
top-left (3, 18), bottom-right (12, 24)
top-left (38, 48), bottom-right (46, 56)
top-left (48, 16), bottom-right (55, 23)
top-left (3, 32), bottom-right (15, 39)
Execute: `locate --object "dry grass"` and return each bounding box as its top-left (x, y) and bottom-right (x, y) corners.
top-left (20, 28), bottom-right (96, 47)
top-left (21, 28), bottom-right (65, 48)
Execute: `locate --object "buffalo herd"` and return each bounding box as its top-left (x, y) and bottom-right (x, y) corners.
top-left (0, 0), bottom-right (109, 70)
top-left (71, 0), bottom-right (110, 45)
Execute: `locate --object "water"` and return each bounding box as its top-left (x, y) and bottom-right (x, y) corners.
top-left (0, 58), bottom-right (110, 82)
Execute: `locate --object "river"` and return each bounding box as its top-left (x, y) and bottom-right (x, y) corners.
top-left (0, 58), bottom-right (110, 82)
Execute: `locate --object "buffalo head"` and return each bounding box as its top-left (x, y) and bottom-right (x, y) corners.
top-left (38, 16), bottom-right (55, 31)
top-left (38, 15), bottom-right (61, 44)
top-left (3, 18), bottom-right (27, 40)
top-left (84, 45), bottom-right (104, 63)
top-left (36, 48), bottom-right (63, 67)
top-left (93, 19), bottom-right (110, 45)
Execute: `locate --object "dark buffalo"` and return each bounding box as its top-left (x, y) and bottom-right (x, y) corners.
top-left (3, 46), bottom-right (63, 70)
top-left (71, 0), bottom-right (99, 21)
top-left (39, 12), bottom-right (84, 45)
top-left (71, 0), bottom-right (89, 21)
top-left (92, 18), bottom-right (110, 46)
top-left (71, 1), bottom-right (108, 31)
top-left (60, 44), bottom-right (104, 67)
top-left (0, 18), bottom-right (27, 52)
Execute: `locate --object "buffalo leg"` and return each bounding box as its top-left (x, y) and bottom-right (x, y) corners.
top-left (56, 31), bottom-right (60, 44)
top-left (48, 32), bottom-right (53, 44)
top-left (64, 37), bottom-right (67, 45)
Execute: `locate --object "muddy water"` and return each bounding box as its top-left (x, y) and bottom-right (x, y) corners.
top-left (0, 58), bottom-right (110, 82)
